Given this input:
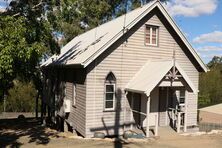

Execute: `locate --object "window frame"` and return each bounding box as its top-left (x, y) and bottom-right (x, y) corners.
top-left (104, 83), bottom-right (116, 111)
top-left (72, 83), bottom-right (76, 107)
top-left (104, 72), bottom-right (116, 111)
top-left (145, 25), bottom-right (159, 46)
top-left (179, 89), bottom-right (185, 106)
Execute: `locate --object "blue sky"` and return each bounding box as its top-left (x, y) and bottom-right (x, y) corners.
top-left (164, 0), bottom-right (222, 64)
top-left (0, 0), bottom-right (8, 8)
top-left (1, 0), bottom-right (221, 64)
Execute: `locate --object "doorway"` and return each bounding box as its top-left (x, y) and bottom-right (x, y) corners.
top-left (159, 87), bottom-right (186, 128)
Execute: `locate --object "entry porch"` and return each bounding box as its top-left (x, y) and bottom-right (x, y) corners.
top-left (125, 60), bottom-right (197, 137)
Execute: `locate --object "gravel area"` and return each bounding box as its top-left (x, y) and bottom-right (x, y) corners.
top-left (1, 118), bottom-right (222, 148)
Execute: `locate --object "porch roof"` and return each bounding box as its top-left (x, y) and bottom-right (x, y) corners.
top-left (125, 60), bottom-right (197, 96)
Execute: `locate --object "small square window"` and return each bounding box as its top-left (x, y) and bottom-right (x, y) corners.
top-left (145, 25), bottom-right (158, 46)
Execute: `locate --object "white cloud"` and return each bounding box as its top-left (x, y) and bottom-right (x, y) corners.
top-left (200, 53), bottom-right (222, 59)
top-left (193, 31), bottom-right (222, 43)
top-left (197, 46), bottom-right (222, 52)
top-left (0, 8), bottom-right (5, 12)
top-left (164, 0), bottom-right (218, 17)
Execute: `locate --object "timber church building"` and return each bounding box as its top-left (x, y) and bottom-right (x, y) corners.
top-left (41, 0), bottom-right (208, 138)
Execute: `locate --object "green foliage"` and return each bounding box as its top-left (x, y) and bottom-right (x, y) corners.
top-left (5, 80), bottom-right (38, 112)
top-left (199, 56), bottom-right (222, 108)
top-left (0, 0), bottom-right (60, 99)
top-left (47, 0), bottom-right (119, 43)
top-left (0, 16), bottom-right (45, 93)
top-left (0, 0), bottom-right (170, 111)
top-left (48, 0), bottom-right (169, 44)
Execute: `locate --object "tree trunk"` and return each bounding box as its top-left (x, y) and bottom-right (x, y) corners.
top-left (35, 91), bottom-right (40, 118)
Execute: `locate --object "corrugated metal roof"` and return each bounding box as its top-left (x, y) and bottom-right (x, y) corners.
top-left (41, 0), bottom-right (208, 72)
top-left (125, 60), bottom-right (197, 96)
top-left (44, 1), bottom-right (156, 67)
top-left (199, 104), bottom-right (222, 115)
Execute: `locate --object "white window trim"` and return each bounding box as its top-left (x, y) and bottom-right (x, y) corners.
top-left (179, 89), bottom-right (185, 106)
top-left (72, 83), bottom-right (76, 107)
top-left (104, 83), bottom-right (116, 111)
top-left (145, 25), bottom-right (158, 46)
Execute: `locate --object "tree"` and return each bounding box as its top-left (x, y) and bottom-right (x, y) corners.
top-left (0, 0), bottom-right (59, 115)
top-left (6, 80), bottom-right (38, 112)
top-left (199, 56), bottom-right (222, 108)
top-left (0, 0), bottom-right (170, 114)
top-left (47, 0), bottom-right (169, 44)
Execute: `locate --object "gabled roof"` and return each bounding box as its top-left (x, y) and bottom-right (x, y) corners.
top-left (125, 60), bottom-right (198, 96)
top-left (41, 0), bottom-right (208, 72)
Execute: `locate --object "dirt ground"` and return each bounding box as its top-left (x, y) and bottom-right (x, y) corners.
top-left (0, 118), bottom-right (222, 148)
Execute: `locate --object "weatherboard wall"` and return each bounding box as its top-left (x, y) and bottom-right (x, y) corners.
top-left (45, 68), bottom-right (87, 137)
top-left (64, 81), bottom-right (86, 137)
top-left (85, 12), bottom-right (199, 137)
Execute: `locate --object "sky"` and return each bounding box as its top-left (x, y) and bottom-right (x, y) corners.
top-left (164, 0), bottom-right (222, 64)
top-left (0, 0), bottom-right (221, 64)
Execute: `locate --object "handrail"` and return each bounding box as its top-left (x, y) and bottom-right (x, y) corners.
top-left (131, 109), bottom-right (147, 116)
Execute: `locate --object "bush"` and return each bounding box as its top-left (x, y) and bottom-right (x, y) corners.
top-left (5, 80), bottom-right (37, 112)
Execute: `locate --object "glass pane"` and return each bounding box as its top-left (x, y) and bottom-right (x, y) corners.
top-left (106, 93), bottom-right (114, 100)
top-left (106, 101), bottom-right (113, 109)
top-left (153, 28), bottom-right (156, 34)
top-left (180, 90), bottom-right (185, 98)
top-left (146, 26), bottom-right (150, 33)
top-left (146, 37), bottom-right (150, 44)
top-left (146, 27), bottom-right (150, 44)
top-left (106, 85), bottom-right (114, 92)
top-left (180, 98), bottom-right (185, 104)
top-left (152, 38), bottom-right (156, 44)
top-left (106, 72), bottom-right (116, 82)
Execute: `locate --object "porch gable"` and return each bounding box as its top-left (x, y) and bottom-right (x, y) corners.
top-left (125, 60), bottom-right (197, 96)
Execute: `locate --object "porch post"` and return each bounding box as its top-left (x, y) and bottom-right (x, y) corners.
top-left (177, 112), bottom-right (181, 133)
top-left (146, 96), bottom-right (150, 138)
top-left (155, 113), bottom-right (158, 136)
top-left (184, 90), bottom-right (188, 132)
top-left (165, 88), bottom-right (169, 126)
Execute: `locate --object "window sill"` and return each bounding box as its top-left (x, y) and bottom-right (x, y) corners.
top-left (145, 43), bottom-right (158, 47)
top-left (103, 108), bottom-right (123, 112)
top-left (103, 109), bottom-right (116, 112)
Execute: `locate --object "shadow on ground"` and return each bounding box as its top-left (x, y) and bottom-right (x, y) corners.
top-left (0, 118), bottom-right (60, 147)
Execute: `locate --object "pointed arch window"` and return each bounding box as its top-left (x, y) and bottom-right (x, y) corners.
top-left (104, 72), bottom-right (116, 111)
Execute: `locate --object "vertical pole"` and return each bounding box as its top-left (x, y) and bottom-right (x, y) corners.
top-left (3, 93), bottom-right (6, 115)
top-left (184, 91), bottom-right (188, 132)
top-left (123, 91), bottom-right (128, 131)
top-left (3, 93), bottom-right (6, 117)
top-left (130, 93), bottom-right (134, 130)
top-left (36, 90), bottom-right (39, 118)
top-left (146, 96), bottom-right (150, 138)
top-left (166, 87), bottom-right (169, 126)
top-left (177, 112), bottom-right (181, 133)
top-left (155, 114), bottom-right (158, 136)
